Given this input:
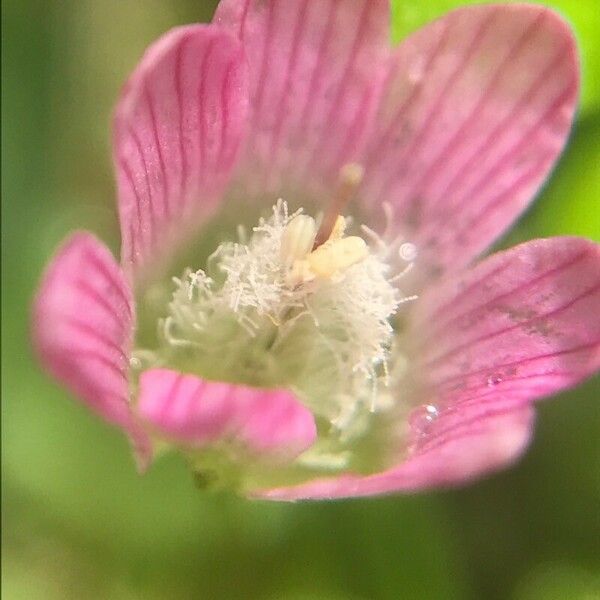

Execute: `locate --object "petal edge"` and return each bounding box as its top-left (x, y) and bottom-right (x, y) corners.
top-left (33, 233), bottom-right (152, 470)
top-left (138, 369), bottom-right (317, 462)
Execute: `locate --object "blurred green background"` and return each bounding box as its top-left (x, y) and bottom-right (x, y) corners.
top-left (2, 1), bottom-right (599, 598)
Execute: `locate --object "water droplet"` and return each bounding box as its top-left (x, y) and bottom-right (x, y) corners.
top-left (129, 350), bottom-right (158, 371)
top-left (399, 242), bottom-right (417, 262)
top-left (129, 357), bottom-right (142, 370)
top-left (409, 404), bottom-right (439, 437)
top-left (487, 374), bottom-right (503, 387)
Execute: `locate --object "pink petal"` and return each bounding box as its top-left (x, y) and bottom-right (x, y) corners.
top-left (214, 0), bottom-right (390, 196)
top-left (137, 369), bottom-right (317, 462)
top-left (114, 25), bottom-right (248, 277)
top-left (256, 403), bottom-right (534, 501)
top-left (361, 5), bottom-right (579, 281)
top-left (254, 237), bottom-right (600, 500)
top-left (410, 237), bottom-right (600, 404)
top-left (33, 233), bottom-right (152, 470)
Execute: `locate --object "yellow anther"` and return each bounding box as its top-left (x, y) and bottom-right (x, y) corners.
top-left (280, 215), bottom-right (317, 267)
top-left (282, 212), bottom-right (368, 286)
top-left (307, 236), bottom-right (368, 279)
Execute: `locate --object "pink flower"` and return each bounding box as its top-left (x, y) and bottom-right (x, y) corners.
top-left (33, 1), bottom-right (599, 500)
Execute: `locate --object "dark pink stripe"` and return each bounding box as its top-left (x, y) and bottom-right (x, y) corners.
top-left (157, 373), bottom-right (185, 423)
top-left (252, 0), bottom-right (276, 129)
top-left (365, 19), bottom-right (451, 167)
top-left (216, 58), bottom-right (237, 173)
top-left (266, 0), bottom-right (310, 180)
top-left (127, 126), bottom-right (159, 254)
top-left (327, 83), bottom-right (376, 173)
top-left (293, 0), bottom-right (339, 159)
top-left (74, 349), bottom-right (128, 380)
top-left (238, 0), bottom-right (251, 40)
top-left (306, 0), bottom-right (371, 168)
top-left (177, 380), bottom-right (206, 434)
top-left (417, 250), bottom-right (589, 350)
top-left (64, 317), bottom-right (128, 361)
top-left (448, 149), bottom-right (553, 242)
top-left (432, 341), bottom-right (599, 390)
top-left (424, 281), bottom-right (600, 368)
top-left (197, 38), bottom-right (217, 184)
top-left (118, 157), bottom-right (145, 262)
top-left (73, 278), bottom-right (129, 329)
top-left (83, 250), bottom-right (133, 319)
top-left (444, 372), bottom-right (570, 403)
top-left (175, 36), bottom-right (189, 207)
top-left (145, 84), bottom-right (171, 220)
top-left (416, 405), bottom-right (529, 455)
top-left (126, 220), bottom-right (137, 267)
top-left (190, 379), bottom-right (207, 418)
top-left (417, 259), bottom-right (515, 330)
top-left (422, 45), bottom-right (570, 221)
top-left (375, 9), bottom-right (499, 204)
top-left (403, 11), bottom-right (546, 212)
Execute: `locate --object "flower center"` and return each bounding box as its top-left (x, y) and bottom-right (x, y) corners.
top-left (141, 201), bottom-right (416, 471)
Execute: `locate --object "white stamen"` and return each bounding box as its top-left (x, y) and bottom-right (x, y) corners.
top-left (156, 201), bottom-right (417, 466)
